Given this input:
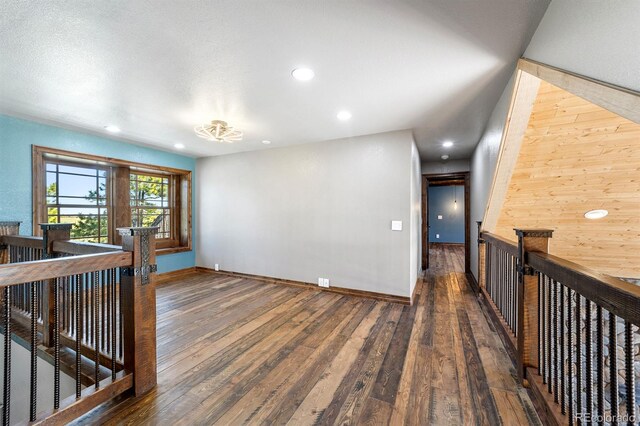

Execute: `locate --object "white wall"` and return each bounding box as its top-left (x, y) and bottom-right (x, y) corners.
top-left (421, 159), bottom-right (469, 175)
top-left (525, 0), bottom-right (640, 92)
top-left (197, 130), bottom-right (419, 297)
top-left (469, 1), bottom-right (640, 280)
top-left (469, 77), bottom-right (515, 279)
top-left (409, 141), bottom-right (422, 297)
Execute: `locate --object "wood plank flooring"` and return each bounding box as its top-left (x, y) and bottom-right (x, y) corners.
top-left (73, 245), bottom-right (540, 425)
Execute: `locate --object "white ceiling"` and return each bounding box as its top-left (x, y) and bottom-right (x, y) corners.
top-left (0, 0), bottom-right (549, 161)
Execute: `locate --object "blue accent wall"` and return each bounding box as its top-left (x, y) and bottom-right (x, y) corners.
top-left (428, 185), bottom-right (464, 244)
top-left (0, 114), bottom-right (196, 273)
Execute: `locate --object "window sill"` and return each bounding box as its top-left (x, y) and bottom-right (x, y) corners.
top-left (156, 246), bottom-right (192, 256)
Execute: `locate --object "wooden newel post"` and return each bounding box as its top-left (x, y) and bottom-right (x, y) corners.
top-left (0, 221), bottom-right (21, 265)
top-left (514, 228), bottom-right (553, 385)
top-left (40, 223), bottom-right (73, 347)
top-left (477, 221), bottom-right (485, 291)
top-left (118, 226), bottom-right (159, 396)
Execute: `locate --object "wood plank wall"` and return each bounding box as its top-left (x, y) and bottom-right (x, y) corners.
top-left (494, 81), bottom-right (640, 278)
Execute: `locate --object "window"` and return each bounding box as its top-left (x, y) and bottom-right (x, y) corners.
top-left (46, 162), bottom-right (109, 243)
top-left (130, 173), bottom-right (171, 239)
top-left (33, 146), bottom-right (192, 254)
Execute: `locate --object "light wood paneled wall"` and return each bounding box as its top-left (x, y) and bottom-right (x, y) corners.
top-left (494, 81), bottom-right (640, 278)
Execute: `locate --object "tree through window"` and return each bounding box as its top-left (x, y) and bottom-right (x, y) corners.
top-left (130, 173), bottom-right (171, 240)
top-left (46, 162), bottom-right (109, 243)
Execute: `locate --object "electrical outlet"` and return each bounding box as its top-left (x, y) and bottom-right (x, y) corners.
top-left (323, 278), bottom-right (330, 288)
top-left (318, 278), bottom-right (324, 286)
top-left (214, 263), bottom-right (219, 271)
top-left (436, 234), bottom-right (440, 239)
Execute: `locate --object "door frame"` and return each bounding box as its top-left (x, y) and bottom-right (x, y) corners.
top-left (421, 172), bottom-right (471, 274)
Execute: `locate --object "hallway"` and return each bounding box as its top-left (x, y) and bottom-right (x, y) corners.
top-left (76, 245), bottom-right (539, 425)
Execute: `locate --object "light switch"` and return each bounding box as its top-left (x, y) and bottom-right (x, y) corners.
top-left (437, 215), bottom-right (443, 220)
top-left (391, 220), bottom-right (403, 231)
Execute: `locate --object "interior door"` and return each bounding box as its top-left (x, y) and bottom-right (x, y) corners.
top-left (422, 176), bottom-right (429, 270)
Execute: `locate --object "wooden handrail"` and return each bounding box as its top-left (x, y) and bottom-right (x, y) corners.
top-left (0, 222), bottom-right (158, 424)
top-left (52, 240), bottom-right (122, 255)
top-left (0, 234), bottom-right (43, 249)
top-left (0, 251), bottom-right (132, 287)
top-left (481, 232), bottom-right (519, 256)
top-left (528, 251), bottom-right (640, 325)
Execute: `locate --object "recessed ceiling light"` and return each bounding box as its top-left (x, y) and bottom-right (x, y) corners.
top-left (584, 209), bottom-right (608, 219)
top-left (337, 110), bottom-right (352, 121)
top-left (443, 141), bottom-right (454, 148)
top-left (291, 68), bottom-right (315, 81)
top-left (104, 125), bottom-right (121, 133)
top-left (174, 143), bottom-right (185, 149)
top-left (262, 140), bottom-right (271, 145)
top-left (441, 154), bottom-right (449, 160)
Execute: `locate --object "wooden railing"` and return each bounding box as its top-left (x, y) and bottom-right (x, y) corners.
top-left (0, 221), bottom-right (158, 425)
top-left (478, 225), bottom-right (640, 425)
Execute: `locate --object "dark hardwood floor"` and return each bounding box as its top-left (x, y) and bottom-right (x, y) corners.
top-left (73, 245), bottom-right (540, 425)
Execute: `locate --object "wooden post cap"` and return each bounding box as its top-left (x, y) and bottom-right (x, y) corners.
top-left (116, 227), bottom-right (159, 237)
top-left (39, 223), bottom-right (73, 231)
top-left (0, 221), bottom-right (21, 227)
top-left (513, 229), bottom-right (554, 238)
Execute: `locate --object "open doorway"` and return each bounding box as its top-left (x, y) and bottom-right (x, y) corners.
top-left (421, 172), bottom-right (470, 273)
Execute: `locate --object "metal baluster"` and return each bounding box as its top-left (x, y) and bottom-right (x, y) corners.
top-left (596, 306), bottom-right (604, 421)
top-left (89, 272), bottom-right (93, 347)
top-left (547, 275), bottom-right (552, 393)
top-left (111, 269), bottom-right (117, 380)
top-left (625, 322), bottom-right (635, 425)
top-left (576, 294), bottom-right (582, 426)
top-left (511, 254), bottom-right (515, 331)
top-left (75, 274), bottom-right (82, 398)
top-left (585, 300), bottom-right (593, 421)
top-left (62, 274), bottom-right (67, 334)
top-left (499, 250), bottom-right (503, 317)
top-left (512, 254), bottom-right (516, 331)
top-left (119, 272), bottom-right (123, 361)
top-left (94, 271), bottom-right (100, 388)
top-left (485, 243), bottom-right (491, 299)
top-left (3, 286), bottom-right (12, 426)
top-left (85, 273), bottom-right (89, 345)
top-left (106, 269), bottom-right (110, 355)
top-left (567, 288), bottom-right (573, 421)
top-left (102, 270), bottom-right (106, 350)
top-left (560, 284), bottom-right (566, 414)
top-left (538, 272), bottom-right (543, 377)
top-left (30, 281), bottom-right (38, 421)
top-left (553, 279), bottom-right (559, 402)
top-left (610, 312), bottom-right (618, 425)
top-left (507, 253), bottom-right (511, 329)
top-left (54, 277), bottom-right (61, 409)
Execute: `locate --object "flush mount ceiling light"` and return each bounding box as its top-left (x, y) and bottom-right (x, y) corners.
top-left (104, 125), bottom-right (121, 133)
top-left (194, 120), bottom-right (243, 143)
top-left (261, 140), bottom-right (272, 145)
top-left (337, 110), bottom-right (352, 121)
top-left (441, 154), bottom-right (449, 160)
top-left (174, 143), bottom-right (185, 149)
top-left (291, 67), bottom-right (315, 81)
top-left (443, 141), bottom-right (454, 148)
top-left (584, 209), bottom-right (608, 219)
